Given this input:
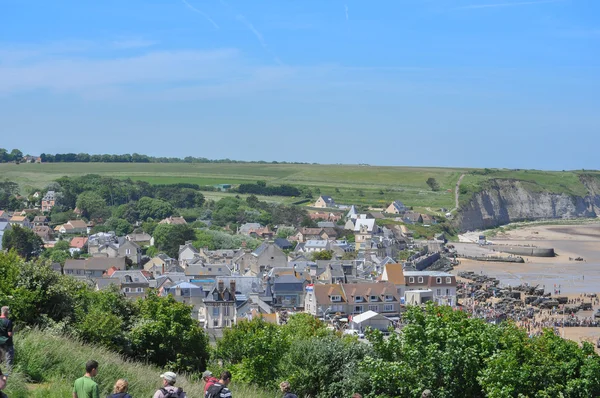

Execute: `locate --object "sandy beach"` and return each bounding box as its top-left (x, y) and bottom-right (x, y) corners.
top-left (454, 223), bottom-right (600, 348)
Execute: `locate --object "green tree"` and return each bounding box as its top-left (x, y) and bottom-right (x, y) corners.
top-left (2, 225), bottom-right (44, 260)
top-left (312, 250), bottom-right (333, 261)
top-left (105, 217), bottom-right (133, 236)
top-left (215, 318), bottom-right (289, 387)
top-left (136, 197), bottom-right (174, 221)
top-left (153, 223), bottom-right (195, 258)
top-left (76, 191), bottom-right (110, 220)
top-left (10, 149), bottom-right (23, 163)
top-left (129, 292), bottom-right (209, 372)
top-left (426, 177), bottom-right (440, 191)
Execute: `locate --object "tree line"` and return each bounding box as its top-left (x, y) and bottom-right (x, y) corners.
top-left (236, 181), bottom-right (302, 197)
top-left (36, 152), bottom-right (308, 164)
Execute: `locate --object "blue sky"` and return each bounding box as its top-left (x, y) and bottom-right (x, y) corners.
top-left (0, 0), bottom-right (598, 169)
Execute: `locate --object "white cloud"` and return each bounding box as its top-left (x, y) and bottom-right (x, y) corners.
top-left (181, 0), bottom-right (220, 29)
top-left (0, 48), bottom-right (239, 94)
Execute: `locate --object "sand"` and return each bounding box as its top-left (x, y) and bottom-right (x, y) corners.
top-left (454, 223), bottom-right (600, 348)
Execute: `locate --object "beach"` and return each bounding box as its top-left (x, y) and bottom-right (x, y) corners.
top-left (454, 223), bottom-right (600, 349)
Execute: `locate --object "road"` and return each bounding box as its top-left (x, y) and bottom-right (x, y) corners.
top-left (452, 173), bottom-right (466, 212)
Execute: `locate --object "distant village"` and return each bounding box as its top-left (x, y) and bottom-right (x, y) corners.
top-left (0, 186), bottom-right (456, 334)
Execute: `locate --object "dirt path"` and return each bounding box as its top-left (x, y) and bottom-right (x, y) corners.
top-left (452, 173), bottom-right (466, 212)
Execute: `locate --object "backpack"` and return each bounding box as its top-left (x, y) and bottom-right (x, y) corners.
top-left (161, 387), bottom-right (184, 398)
top-left (205, 384), bottom-right (224, 398)
top-left (0, 319), bottom-right (10, 345)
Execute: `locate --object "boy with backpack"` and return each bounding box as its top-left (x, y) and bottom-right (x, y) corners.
top-left (152, 372), bottom-right (186, 398)
top-left (205, 371), bottom-right (232, 398)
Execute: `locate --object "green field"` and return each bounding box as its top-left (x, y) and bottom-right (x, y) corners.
top-left (1, 163), bottom-right (597, 210)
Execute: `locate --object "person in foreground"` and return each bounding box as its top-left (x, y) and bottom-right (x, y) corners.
top-left (153, 372), bottom-right (186, 398)
top-left (0, 307), bottom-right (14, 369)
top-left (202, 370), bottom-right (219, 395)
top-left (205, 371), bottom-right (232, 398)
top-left (0, 368), bottom-right (8, 398)
top-left (107, 379), bottom-right (132, 398)
top-left (73, 360), bottom-right (100, 398)
top-left (279, 381), bottom-right (298, 398)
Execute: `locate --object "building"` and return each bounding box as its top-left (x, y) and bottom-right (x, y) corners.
top-left (96, 270), bottom-right (150, 298)
top-left (272, 275), bottom-right (305, 309)
top-left (178, 242), bottom-right (199, 267)
top-left (63, 257), bottom-right (126, 279)
top-left (234, 242), bottom-right (288, 276)
top-left (314, 195), bottom-right (336, 208)
top-left (0, 221), bottom-right (11, 250)
top-left (380, 262), bottom-right (406, 297)
top-left (403, 271), bottom-right (457, 306)
top-left (125, 232), bottom-right (153, 246)
top-left (9, 215), bottom-right (32, 229)
top-left (203, 280), bottom-right (237, 329)
top-left (304, 282), bottom-right (401, 318)
top-left (385, 201), bottom-right (407, 214)
top-left (41, 191), bottom-right (56, 212)
top-left (159, 216), bottom-right (187, 225)
top-left (56, 220), bottom-right (88, 234)
top-left (33, 225), bottom-right (54, 242)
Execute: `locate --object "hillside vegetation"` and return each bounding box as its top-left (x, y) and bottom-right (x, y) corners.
top-left (2, 163), bottom-right (597, 211)
top-left (5, 330), bottom-right (275, 398)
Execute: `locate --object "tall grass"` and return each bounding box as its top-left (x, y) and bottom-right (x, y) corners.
top-left (6, 329), bottom-right (278, 398)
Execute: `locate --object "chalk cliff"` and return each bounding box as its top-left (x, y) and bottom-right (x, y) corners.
top-left (456, 177), bottom-right (600, 232)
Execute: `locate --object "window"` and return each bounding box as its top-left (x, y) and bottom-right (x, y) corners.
top-left (208, 267), bottom-right (212, 272)
top-left (331, 295), bottom-right (341, 302)
top-left (354, 305), bottom-right (362, 313)
top-left (125, 287), bottom-right (130, 293)
top-left (224, 306), bottom-right (230, 316)
top-left (436, 289), bottom-right (441, 296)
top-left (355, 296), bottom-right (364, 302)
top-left (409, 277), bottom-right (414, 283)
top-left (385, 295), bottom-right (394, 302)
top-left (384, 304), bottom-right (394, 312)
top-left (218, 268), bottom-right (222, 272)
top-left (212, 307), bottom-right (220, 316)
top-left (370, 295), bottom-right (378, 302)
top-left (213, 319), bottom-right (219, 327)
top-left (446, 277), bottom-right (452, 284)
top-left (446, 288), bottom-right (450, 295)
top-left (76, 269), bottom-right (81, 275)
top-left (126, 249), bottom-right (131, 255)
top-left (436, 277), bottom-right (442, 284)
top-left (368, 305), bottom-right (378, 312)
top-left (418, 277), bottom-right (424, 283)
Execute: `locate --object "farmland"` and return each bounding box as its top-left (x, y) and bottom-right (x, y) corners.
top-left (0, 162), bottom-right (596, 210)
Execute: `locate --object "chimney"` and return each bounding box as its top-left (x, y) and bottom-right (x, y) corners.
top-left (218, 280), bottom-right (225, 293)
top-left (230, 280), bottom-right (237, 294)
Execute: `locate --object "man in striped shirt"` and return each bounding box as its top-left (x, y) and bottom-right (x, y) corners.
top-left (205, 371), bottom-right (232, 398)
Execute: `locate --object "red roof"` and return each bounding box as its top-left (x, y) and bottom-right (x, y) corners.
top-left (70, 237), bottom-right (88, 249)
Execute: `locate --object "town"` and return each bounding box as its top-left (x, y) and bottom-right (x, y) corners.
top-left (1, 178), bottom-right (456, 336)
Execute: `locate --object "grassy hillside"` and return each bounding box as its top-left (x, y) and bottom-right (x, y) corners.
top-left (6, 329), bottom-right (277, 398)
top-left (0, 162), bottom-right (466, 208)
top-left (1, 163), bottom-right (597, 210)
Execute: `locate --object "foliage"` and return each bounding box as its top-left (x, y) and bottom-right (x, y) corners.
top-left (76, 191), bottom-right (110, 220)
top-left (237, 181), bottom-right (301, 197)
top-left (312, 250), bottom-right (334, 260)
top-left (136, 197), bottom-right (174, 221)
top-left (104, 217), bottom-right (134, 236)
top-left (426, 177), bottom-right (440, 191)
top-left (276, 227), bottom-right (296, 239)
top-left (2, 225), bottom-right (44, 260)
top-left (215, 318), bottom-right (289, 388)
top-left (11, 329), bottom-right (276, 398)
top-left (153, 223), bottom-right (195, 258)
top-left (129, 292), bottom-right (209, 372)
top-left (360, 304), bottom-right (600, 398)
top-left (194, 229), bottom-right (261, 251)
